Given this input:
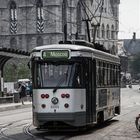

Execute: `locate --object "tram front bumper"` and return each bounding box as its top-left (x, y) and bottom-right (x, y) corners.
top-left (33, 112), bottom-right (86, 127)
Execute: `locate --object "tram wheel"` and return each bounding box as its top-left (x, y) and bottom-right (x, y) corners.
top-left (36, 127), bottom-right (41, 131)
top-left (97, 112), bottom-right (104, 124)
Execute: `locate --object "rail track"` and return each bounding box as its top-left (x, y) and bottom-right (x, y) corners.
top-left (0, 119), bottom-right (38, 140)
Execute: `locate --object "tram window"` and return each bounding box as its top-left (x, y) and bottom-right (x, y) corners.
top-left (96, 61), bottom-right (120, 87)
top-left (101, 62), bottom-right (104, 86)
top-left (117, 66), bottom-right (120, 86)
top-left (114, 65), bottom-right (117, 86)
top-left (99, 61), bottom-right (103, 86)
top-left (107, 64), bottom-right (110, 85)
top-left (97, 61), bottom-right (100, 86)
top-left (104, 63), bottom-right (107, 85)
top-left (33, 61), bottom-right (85, 88)
top-left (72, 63), bottom-right (84, 88)
top-left (110, 64), bottom-right (113, 86)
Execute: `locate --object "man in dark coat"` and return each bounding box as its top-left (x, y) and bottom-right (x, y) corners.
top-left (18, 83), bottom-right (26, 105)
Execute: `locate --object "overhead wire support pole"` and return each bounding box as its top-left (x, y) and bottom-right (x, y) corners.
top-left (80, 1), bottom-right (91, 43)
top-left (79, 0), bottom-right (104, 44)
top-left (64, 23), bottom-right (67, 42)
top-left (83, 19), bottom-right (91, 42)
top-left (92, 0), bottom-right (104, 44)
top-left (92, 23), bottom-right (100, 44)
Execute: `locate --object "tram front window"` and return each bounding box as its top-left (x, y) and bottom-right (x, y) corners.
top-left (34, 61), bottom-right (84, 88)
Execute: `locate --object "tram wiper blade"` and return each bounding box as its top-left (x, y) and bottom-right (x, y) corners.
top-left (53, 74), bottom-right (67, 93)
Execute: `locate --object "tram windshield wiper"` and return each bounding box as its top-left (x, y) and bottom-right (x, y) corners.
top-left (53, 73), bottom-right (68, 93)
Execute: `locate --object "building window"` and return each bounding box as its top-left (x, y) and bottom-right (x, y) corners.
top-left (36, 0), bottom-right (44, 33)
top-left (101, 24), bottom-right (105, 38)
top-left (106, 24), bottom-right (110, 39)
top-left (37, 36), bottom-right (43, 46)
top-left (97, 26), bottom-right (100, 38)
top-left (10, 37), bottom-right (17, 49)
top-left (10, 1), bottom-right (17, 34)
top-left (76, 1), bottom-right (82, 34)
top-left (111, 25), bottom-right (115, 39)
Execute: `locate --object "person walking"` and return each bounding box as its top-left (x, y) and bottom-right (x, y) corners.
top-left (18, 83), bottom-right (26, 105)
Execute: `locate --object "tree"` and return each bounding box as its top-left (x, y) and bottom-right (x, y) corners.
top-left (130, 53), bottom-right (140, 79)
top-left (4, 58), bottom-right (30, 82)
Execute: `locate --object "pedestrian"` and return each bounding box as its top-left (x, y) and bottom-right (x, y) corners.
top-left (18, 83), bottom-right (26, 105)
top-left (28, 82), bottom-right (33, 101)
top-left (28, 82), bottom-right (32, 97)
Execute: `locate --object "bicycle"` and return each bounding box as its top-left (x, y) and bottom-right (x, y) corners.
top-left (135, 114), bottom-right (140, 131)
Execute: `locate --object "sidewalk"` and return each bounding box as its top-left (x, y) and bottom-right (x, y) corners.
top-left (0, 101), bottom-right (32, 112)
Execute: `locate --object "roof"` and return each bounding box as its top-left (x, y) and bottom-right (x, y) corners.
top-left (31, 44), bottom-right (120, 64)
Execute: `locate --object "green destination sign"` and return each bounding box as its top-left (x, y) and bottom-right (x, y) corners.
top-left (42, 50), bottom-right (69, 59)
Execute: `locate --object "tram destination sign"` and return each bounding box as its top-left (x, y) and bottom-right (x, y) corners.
top-left (42, 50), bottom-right (69, 59)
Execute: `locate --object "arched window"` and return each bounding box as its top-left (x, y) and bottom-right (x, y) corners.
top-left (76, 1), bottom-right (82, 34)
top-left (101, 24), bottom-right (105, 38)
top-left (37, 36), bottom-right (43, 46)
top-left (106, 24), bottom-right (110, 39)
top-left (97, 26), bottom-right (100, 38)
top-left (62, 0), bottom-right (67, 30)
top-left (36, 0), bottom-right (44, 33)
top-left (10, 1), bottom-right (17, 34)
top-left (111, 25), bottom-right (115, 39)
top-left (112, 45), bottom-right (116, 55)
top-left (10, 37), bottom-right (17, 48)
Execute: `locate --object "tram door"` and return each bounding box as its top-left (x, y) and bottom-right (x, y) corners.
top-left (85, 58), bottom-right (96, 123)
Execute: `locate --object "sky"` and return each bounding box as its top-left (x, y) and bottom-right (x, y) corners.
top-left (119, 0), bottom-right (140, 39)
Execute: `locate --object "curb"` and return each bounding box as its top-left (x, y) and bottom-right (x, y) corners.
top-left (0, 103), bottom-right (32, 112)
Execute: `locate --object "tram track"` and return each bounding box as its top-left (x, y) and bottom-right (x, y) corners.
top-left (0, 119), bottom-right (34, 140)
top-left (23, 123), bottom-right (37, 139)
top-left (0, 123), bottom-right (17, 140)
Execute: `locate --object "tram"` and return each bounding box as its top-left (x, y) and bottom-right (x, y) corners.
top-left (30, 41), bottom-right (120, 130)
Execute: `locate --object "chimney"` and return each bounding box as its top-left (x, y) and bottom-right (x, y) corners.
top-left (133, 32), bottom-right (136, 40)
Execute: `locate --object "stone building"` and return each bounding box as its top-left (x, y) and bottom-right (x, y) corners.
top-left (0, 0), bottom-right (120, 53)
top-left (88, 0), bottom-right (120, 54)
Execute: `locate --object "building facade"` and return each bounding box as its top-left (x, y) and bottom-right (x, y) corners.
top-left (88, 0), bottom-right (120, 54)
top-left (0, 0), bottom-right (120, 53)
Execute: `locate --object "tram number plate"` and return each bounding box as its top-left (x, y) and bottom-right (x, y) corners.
top-left (51, 105), bottom-right (59, 109)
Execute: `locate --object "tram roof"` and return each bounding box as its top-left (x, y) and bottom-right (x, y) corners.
top-left (32, 44), bottom-right (120, 64)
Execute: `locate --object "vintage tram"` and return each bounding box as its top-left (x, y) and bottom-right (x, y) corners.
top-left (30, 41), bottom-right (120, 130)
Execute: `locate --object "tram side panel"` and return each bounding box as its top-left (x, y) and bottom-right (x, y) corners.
top-left (96, 87), bottom-right (120, 122)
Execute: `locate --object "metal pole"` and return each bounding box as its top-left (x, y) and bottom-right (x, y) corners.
top-left (85, 20), bottom-right (91, 42)
top-left (0, 69), bottom-right (4, 97)
top-left (64, 24), bottom-right (67, 42)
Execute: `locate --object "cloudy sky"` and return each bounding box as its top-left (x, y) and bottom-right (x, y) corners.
top-left (118, 0), bottom-right (140, 39)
